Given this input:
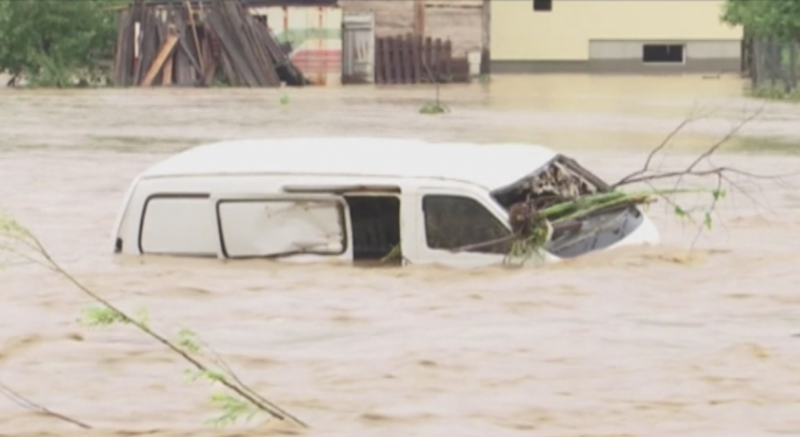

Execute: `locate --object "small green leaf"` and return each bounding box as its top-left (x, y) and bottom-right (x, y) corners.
top-left (712, 189), bottom-right (727, 201)
top-left (134, 308), bottom-right (150, 327)
top-left (674, 205), bottom-right (687, 218)
top-left (183, 368), bottom-right (204, 381)
top-left (78, 307), bottom-right (126, 327)
top-left (279, 94), bottom-right (290, 105)
top-left (184, 368), bottom-right (225, 384)
top-left (177, 328), bottom-right (201, 353)
top-left (203, 369), bottom-right (225, 382)
top-left (205, 392), bottom-right (258, 427)
top-left (704, 212), bottom-right (713, 230)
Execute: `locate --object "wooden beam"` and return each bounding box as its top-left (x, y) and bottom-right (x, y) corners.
top-left (162, 55), bottom-right (174, 85)
top-left (185, 0), bottom-right (205, 73)
top-left (413, 0), bottom-right (426, 37)
top-left (140, 26), bottom-right (179, 86)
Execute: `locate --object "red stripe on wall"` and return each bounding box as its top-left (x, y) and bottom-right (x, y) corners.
top-left (291, 50), bottom-right (342, 74)
top-left (293, 65), bottom-right (342, 73)
top-left (291, 50), bottom-right (341, 59)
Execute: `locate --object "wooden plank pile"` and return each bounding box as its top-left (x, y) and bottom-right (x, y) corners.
top-left (114, 0), bottom-right (307, 87)
top-left (374, 33), bottom-right (470, 85)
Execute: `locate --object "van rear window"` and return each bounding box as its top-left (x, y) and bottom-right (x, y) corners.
top-left (139, 194), bottom-right (218, 256)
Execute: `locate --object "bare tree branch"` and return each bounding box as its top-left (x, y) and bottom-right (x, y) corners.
top-left (612, 103), bottom-right (712, 188)
top-left (671, 104), bottom-right (766, 190)
top-left (612, 103), bottom-right (800, 190)
top-left (0, 381), bottom-right (91, 429)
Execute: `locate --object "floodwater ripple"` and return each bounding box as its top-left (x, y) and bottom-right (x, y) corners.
top-left (1, 75), bottom-right (800, 437)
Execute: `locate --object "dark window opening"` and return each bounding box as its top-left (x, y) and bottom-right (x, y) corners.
top-left (345, 196), bottom-right (402, 265)
top-left (115, 237), bottom-right (123, 253)
top-left (254, 14), bottom-right (267, 26)
top-left (422, 195), bottom-right (511, 255)
top-left (533, 0), bottom-right (552, 12)
top-left (642, 44), bottom-right (684, 64)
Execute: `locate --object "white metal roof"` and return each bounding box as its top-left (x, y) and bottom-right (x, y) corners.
top-left (140, 137), bottom-right (558, 190)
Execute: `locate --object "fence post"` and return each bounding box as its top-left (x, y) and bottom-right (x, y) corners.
top-left (423, 37), bottom-right (433, 83)
top-left (790, 40), bottom-right (798, 91)
top-left (403, 33), bottom-right (414, 83)
top-left (412, 33), bottom-right (422, 83)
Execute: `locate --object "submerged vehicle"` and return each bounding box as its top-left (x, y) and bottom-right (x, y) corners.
top-left (111, 138), bottom-right (660, 268)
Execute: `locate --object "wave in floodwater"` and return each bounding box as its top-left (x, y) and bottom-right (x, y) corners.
top-left (1, 75), bottom-right (800, 437)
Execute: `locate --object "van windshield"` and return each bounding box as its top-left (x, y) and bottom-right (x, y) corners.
top-left (490, 155), bottom-right (644, 259)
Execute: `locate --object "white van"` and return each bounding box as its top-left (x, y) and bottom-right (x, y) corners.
top-left (111, 138), bottom-right (660, 268)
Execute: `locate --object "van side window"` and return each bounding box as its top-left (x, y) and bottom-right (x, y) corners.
top-left (422, 195), bottom-right (512, 254)
top-left (139, 194), bottom-right (218, 256)
top-left (217, 199), bottom-right (346, 258)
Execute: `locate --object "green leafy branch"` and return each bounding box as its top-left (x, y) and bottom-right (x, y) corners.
top-left (0, 216), bottom-right (307, 429)
top-left (503, 188), bottom-right (699, 266)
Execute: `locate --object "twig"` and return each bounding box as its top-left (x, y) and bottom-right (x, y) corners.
top-left (642, 179), bottom-right (698, 227)
top-left (689, 173), bottom-right (725, 250)
top-left (450, 234), bottom-right (518, 253)
top-left (419, 55), bottom-right (450, 112)
top-left (0, 381), bottom-right (92, 429)
top-left (614, 105), bottom-right (800, 188)
top-left (193, 338), bottom-right (277, 411)
top-left (609, 103), bottom-right (799, 251)
top-left (617, 165), bottom-right (799, 186)
top-left (0, 221), bottom-right (307, 429)
top-left (671, 104), bottom-right (766, 190)
top-left (612, 103), bottom-right (712, 188)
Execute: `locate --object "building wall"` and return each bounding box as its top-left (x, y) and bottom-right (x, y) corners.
top-left (338, 0), bottom-right (482, 57)
top-left (491, 0), bottom-right (744, 73)
top-left (250, 6), bottom-right (343, 85)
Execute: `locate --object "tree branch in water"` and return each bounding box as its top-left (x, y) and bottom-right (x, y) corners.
top-left (0, 216), bottom-right (307, 429)
top-left (0, 380), bottom-right (91, 429)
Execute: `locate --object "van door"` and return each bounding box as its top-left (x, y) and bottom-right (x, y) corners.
top-left (413, 187), bottom-right (513, 268)
top-left (211, 193), bottom-right (352, 262)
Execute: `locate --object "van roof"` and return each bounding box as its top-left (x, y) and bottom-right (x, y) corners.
top-left (141, 137), bottom-right (558, 190)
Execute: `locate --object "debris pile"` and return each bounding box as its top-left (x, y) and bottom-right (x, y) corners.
top-left (114, 0), bottom-right (307, 87)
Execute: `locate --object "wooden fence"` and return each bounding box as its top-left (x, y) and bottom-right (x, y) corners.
top-left (745, 39), bottom-right (800, 93)
top-left (375, 34), bottom-right (470, 84)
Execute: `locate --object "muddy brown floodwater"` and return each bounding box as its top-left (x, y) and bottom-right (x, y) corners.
top-left (1, 75), bottom-right (800, 437)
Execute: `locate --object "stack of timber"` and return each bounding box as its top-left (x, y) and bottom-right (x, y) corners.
top-left (374, 33), bottom-right (470, 85)
top-left (114, 0), bottom-right (307, 87)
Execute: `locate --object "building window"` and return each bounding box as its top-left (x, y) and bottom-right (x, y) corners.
top-left (642, 44), bottom-right (685, 64)
top-left (533, 0), bottom-right (552, 12)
